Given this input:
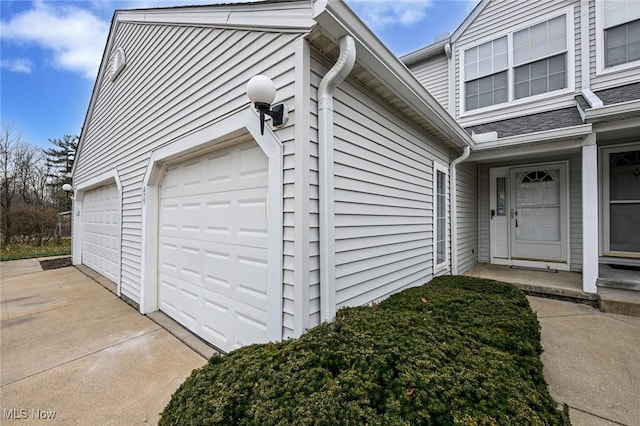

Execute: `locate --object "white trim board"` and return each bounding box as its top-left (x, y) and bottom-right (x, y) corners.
top-left (140, 106), bottom-right (284, 343)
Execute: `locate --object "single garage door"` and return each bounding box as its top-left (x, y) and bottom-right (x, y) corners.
top-left (82, 183), bottom-right (120, 283)
top-left (158, 141), bottom-right (269, 352)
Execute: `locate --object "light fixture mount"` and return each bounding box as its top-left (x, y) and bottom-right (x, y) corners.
top-left (247, 75), bottom-right (288, 135)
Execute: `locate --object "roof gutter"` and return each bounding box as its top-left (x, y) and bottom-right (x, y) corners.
top-left (584, 99), bottom-right (640, 122)
top-left (318, 35), bottom-right (356, 323)
top-left (449, 146), bottom-right (470, 275)
top-left (400, 39), bottom-right (448, 67)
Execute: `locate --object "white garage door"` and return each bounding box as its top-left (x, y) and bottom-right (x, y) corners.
top-left (82, 183), bottom-right (120, 283)
top-left (158, 141), bottom-right (269, 352)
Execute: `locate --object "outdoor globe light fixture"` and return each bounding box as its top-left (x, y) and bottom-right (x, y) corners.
top-left (62, 184), bottom-right (73, 192)
top-left (247, 75), bottom-right (287, 135)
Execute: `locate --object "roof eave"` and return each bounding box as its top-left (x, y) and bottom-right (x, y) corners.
top-left (584, 99), bottom-right (640, 122)
top-left (318, 0), bottom-right (474, 149)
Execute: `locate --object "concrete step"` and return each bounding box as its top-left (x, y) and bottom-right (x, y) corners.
top-left (598, 288), bottom-right (640, 318)
top-left (509, 282), bottom-right (599, 307)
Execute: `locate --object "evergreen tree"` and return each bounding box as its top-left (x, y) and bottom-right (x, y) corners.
top-left (44, 135), bottom-right (78, 212)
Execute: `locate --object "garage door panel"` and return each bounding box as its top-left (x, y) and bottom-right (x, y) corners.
top-left (158, 140), bottom-right (269, 352)
top-left (201, 287), bottom-right (268, 350)
top-left (159, 191), bottom-right (267, 248)
top-left (82, 183), bottom-right (120, 284)
top-left (159, 237), bottom-right (267, 310)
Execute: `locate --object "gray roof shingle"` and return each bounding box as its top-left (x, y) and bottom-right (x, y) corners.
top-left (465, 107), bottom-right (584, 138)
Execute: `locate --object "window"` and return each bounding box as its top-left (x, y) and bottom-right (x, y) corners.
top-left (601, 0), bottom-right (640, 69)
top-left (513, 15), bottom-right (567, 99)
top-left (605, 20), bottom-right (640, 67)
top-left (434, 164), bottom-right (448, 270)
top-left (461, 12), bottom-right (571, 112)
top-left (464, 37), bottom-right (508, 111)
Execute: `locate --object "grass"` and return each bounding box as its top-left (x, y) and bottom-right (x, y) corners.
top-left (0, 238), bottom-right (71, 261)
top-left (160, 276), bottom-right (570, 425)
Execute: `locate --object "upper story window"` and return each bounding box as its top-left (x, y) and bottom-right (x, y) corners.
top-left (461, 11), bottom-right (571, 113)
top-left (464, 37), bottom-right (508, 110)
top-left (599, 0), bottom-right (640, 71)
top-left (513, 16), bottom-right (567, 99)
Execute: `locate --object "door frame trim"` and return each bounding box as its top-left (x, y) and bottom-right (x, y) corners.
top-left (489, 161), bottom-right (571, 270)
top-left (600, 142), bottom-right (640, 257)
top-left (140, 107), bottom-right (283, 343)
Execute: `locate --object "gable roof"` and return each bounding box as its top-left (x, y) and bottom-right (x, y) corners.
top-left (73, 0), bottom-right (473, 174)
top-left (400, 0), bottom-right (490, 65)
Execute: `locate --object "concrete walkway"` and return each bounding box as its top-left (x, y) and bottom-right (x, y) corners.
top-left (1, 259), bottom-right (639, 425)
top-left (528, 296), bottom-right (640, 426)
top-left (0, 259), bottom-right (207, 425)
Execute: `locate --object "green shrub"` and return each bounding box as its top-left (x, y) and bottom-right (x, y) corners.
top-left (160, 276), bottom-right (570, 425)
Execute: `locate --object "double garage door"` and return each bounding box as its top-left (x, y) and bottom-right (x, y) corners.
top-left (82, 183), bottom-right (120, 284)
top-left (158, 141), bottom-right (270, 352)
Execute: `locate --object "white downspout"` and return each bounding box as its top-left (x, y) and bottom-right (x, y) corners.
top-left (319, 35), bottom-right (356, 322)
top-left (580, 0), bottom-right (603, 109)
top-left (449, 146), bottom-right (471, 275)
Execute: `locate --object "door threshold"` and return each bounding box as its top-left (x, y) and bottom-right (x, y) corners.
top-left (491, 258), bottom-right (570, 271)
top-left (510, 265), bottom-right (558, 273)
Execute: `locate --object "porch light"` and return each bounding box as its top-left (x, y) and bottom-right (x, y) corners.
top-left (62, 184), bottom-right (73, 192)
top-left (247, 75), bottom-right (288, 135)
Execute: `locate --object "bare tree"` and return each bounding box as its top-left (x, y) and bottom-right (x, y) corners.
top-left (0, 123), bottom-right (31, 247)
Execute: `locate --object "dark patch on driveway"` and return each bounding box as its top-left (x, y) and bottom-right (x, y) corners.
top-left (39, 257), bottom-right (72, 270)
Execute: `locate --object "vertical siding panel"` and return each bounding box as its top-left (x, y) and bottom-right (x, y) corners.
top-left (74, 22), bottom-right (301, 306)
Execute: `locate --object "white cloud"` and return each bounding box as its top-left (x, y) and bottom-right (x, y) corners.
top-left (0, 58), bottom-right (34, 74)
top-left (347, 0), bottom-right (433, 30)
top-left (0, 1), bottom-right (109, 79)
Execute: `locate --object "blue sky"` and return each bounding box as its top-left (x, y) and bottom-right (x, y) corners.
top-left (1, 0), bottom-right (477, 149)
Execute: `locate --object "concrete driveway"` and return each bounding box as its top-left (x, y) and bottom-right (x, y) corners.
top-left (2, 259), bottom-right (639, 425)
top-left (1, 259), bottom-right (206, 425)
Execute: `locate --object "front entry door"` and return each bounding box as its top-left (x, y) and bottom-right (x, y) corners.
top-left (490, 162), bottom-right (568, 266)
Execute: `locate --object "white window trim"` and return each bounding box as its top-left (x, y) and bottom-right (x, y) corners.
top-left (595, 1), bottom-right (640, 76)
top-left (433, 161), bottom-right (449, 273)
top-left (459, 6), bottom-right (575, 117)
top-left (599, 142), bottom-right (640, 256)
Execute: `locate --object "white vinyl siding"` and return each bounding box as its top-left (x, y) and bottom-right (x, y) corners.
top-left (455, 161), bottom-right (478, 274)
top-left (408, 55), bottom-right (449, 109)
top-left (310, 55), bottom-right (453, 315)
top-left (73, 22), bottom-right (300, 329)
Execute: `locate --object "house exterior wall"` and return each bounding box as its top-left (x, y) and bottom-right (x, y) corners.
top-left (310, 54), bottom-right (454, 320)
top-left (453, 0), bottom-right (580, 126)
top-left (73, 22), bottom-right (302, 336)
top-left (455, 161), bottom-right (478, 273)
top-left (407, 55), bottom-right (449, 110)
